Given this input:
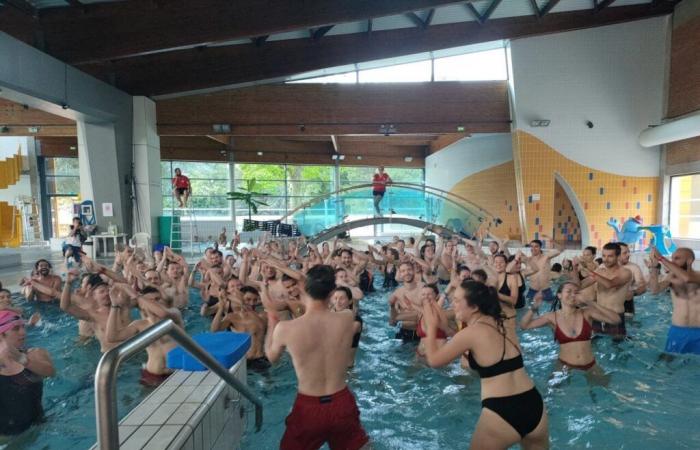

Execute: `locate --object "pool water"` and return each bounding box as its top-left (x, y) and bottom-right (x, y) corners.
top-left (242, 274), bottom-right (700, 449)
top-left (1, 290), bottom-right (211, 450)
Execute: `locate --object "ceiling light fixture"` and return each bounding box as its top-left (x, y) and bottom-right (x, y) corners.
top-left (530, 119), bottom-right (551, 127)
top-left (356, 156), bottom-right (362, 160)
top-left (379, 124), bottom-right (397, 136)
top-left (257, 151), bottom-right (263, 156)
top-left (404, 156), bottom-right (413, 162)
top-left (27, 126), bottom-right (40, 133)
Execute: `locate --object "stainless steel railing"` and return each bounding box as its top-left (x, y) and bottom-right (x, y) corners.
top-left (94, 319), bottom-right (263, 449)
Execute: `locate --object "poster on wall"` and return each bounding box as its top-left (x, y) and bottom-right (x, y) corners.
top-left (102, 202), bottom-right (113, 217)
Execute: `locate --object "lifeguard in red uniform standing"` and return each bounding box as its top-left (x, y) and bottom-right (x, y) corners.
top-left (372, 166), bottom-right (392, 217)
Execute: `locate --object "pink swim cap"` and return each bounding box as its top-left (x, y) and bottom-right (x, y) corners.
top-left (0, 310), bottom-right (24, 334)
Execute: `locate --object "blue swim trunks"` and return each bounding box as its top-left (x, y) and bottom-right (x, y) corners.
top-left (526, 287), bottom-right (554, 302)
top-left (665, 325), bottom-right (700, 355)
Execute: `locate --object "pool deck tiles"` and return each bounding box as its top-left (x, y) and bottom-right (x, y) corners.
top-left (89, 358), bottom-right (246, 450)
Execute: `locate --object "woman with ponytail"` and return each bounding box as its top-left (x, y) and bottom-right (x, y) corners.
top-left (520, 281), bottom-right (619, 372)
top-left (422, 280), bottom-right (549, 450)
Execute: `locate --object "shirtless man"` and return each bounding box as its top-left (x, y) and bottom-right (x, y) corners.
top-left (523, 237), bottom-right (562, 303)
top-left (21, 260), bottom-right (61, 302)
top-left (107, 286), bottom-right (180, 386)
top-left (388, 261), bottom-right (425, 342)
top-left (211, 287), bottom-right (269, 371)
top-left (574, 246), bottom-right (599, 304)
top-left (60, 273), bottom-right (130, 352)
top-left (264, 265), bottom-right (370, 449)
top-left (619, 243), bottom-right (647, 317)
top-left (648, 247), bottom-right (700, 354)
top-left (580, 242), bottom-right (633, 340)
top-left (159, 248), bottom-right (190, 309)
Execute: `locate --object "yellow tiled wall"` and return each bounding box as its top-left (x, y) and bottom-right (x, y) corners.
top-left (553, 180), bottom-right (581, 243)
top-left (449, 161), bottom-right (521, 239)
top-left (513, 130), bottom-right (659, 248)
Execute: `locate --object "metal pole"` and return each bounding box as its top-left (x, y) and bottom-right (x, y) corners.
top-left (95, 319), bottom-right (263, 449)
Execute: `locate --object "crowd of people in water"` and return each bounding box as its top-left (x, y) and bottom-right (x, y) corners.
top-left (1, 220), bottom-right (699, 449)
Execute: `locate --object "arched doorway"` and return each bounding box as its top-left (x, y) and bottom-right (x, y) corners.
top-left (553, 172), bottom-right (589, 247)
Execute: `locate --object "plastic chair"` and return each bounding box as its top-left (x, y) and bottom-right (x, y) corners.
top-left (130, 232), bottom-right (152, 256)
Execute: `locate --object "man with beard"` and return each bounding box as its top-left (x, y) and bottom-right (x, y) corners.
top-left (580, 242), bottom-right (633, 340)
top-left (388, 261), bottom-right (425, 342)
top-left (618, 243), bottom-right (647, 317)
top-left (649, 247), bottom-right (700, 354)
top-left (21, 260), bottom-right (62, 302)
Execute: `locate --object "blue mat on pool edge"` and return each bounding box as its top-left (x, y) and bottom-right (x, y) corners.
top-left (167, 331), bottom-right (251, 371)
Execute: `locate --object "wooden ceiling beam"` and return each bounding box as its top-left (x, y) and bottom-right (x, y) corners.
top-left (156, 82), bottom-right (510, 135)
top-left (34, 0), bottom-right (467, 64)
top-left (79, 3), bottom-right (676, 95)
top-left (0, 125), bottom-right (77, 136)
top-left (157, 122), bottom-right (509, 137)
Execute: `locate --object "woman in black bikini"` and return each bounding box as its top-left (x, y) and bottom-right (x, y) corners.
top-left (520, 281), bottom-right (620, 372)
top-left (422, 281), bottom-right (549, 450)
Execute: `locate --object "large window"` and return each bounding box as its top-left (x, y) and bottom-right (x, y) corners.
top-left (434, 48), bottom-right (508, 81)
top-left (161, 161), bottom-right (230, 219)
top-left (44, 157), bottom-right (80, 238)
top-left (161, 160), bottom-right (424, 233)
top-left (288, 47), bottom-right (507, 84)
top-left (670, 174), bottom-right (700, 240)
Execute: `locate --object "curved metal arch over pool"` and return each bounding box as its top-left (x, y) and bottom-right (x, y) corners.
top-left (278, 182), bottom-right (496, 223)
top-left (306, 217), bottom-right (459, 245)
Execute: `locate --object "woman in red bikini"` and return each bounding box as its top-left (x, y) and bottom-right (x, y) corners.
top-left (520, 281), bottom-right (620, 371)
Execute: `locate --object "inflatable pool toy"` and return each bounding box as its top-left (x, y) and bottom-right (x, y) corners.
top-left (606, 216), bottom-right (645, 245)
top-left (639, 224), bottom-right (677, 256)
top-left (607, 216), bottom-right (677, 255)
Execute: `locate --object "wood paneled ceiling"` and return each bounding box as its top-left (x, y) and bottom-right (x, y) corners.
top-left (0, 0), bottom-right (683, 165)
top-left (0, 1), bottom-right (679, 96)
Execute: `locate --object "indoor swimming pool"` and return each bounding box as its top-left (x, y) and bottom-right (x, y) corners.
top-left (4, 276), bottom-right (700, 450)
top-left (241, 275), bottom-right (700, 449)
top-left (0, 293), bottom-right (210, 450)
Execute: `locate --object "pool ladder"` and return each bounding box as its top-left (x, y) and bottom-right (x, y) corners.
top-left (94, 319), bottom-right (263, 449)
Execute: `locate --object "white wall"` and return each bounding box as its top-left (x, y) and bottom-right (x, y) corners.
top-left (0, 31), bottom-right (133, 233)
top-left (425, 133), bottom-right (513, 191)
top-left (510, 16), bottom-right (669, 177)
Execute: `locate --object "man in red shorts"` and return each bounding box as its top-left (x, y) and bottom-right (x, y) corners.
top-left (172, 167), bottom-right (191, 208)
top-left (264, 265), bottom-right (370, 450)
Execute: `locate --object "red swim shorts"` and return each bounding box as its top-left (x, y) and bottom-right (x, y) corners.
top-left (280, 386), bottom-right (369, 450)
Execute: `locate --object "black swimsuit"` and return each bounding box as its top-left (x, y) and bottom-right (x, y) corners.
top-left (516, 273), bottom-right (526, 309)
top-left (383, 265), bottom-right (398, 289)
top-left (0, 368), bottom-right (44, 435)
top-left (466, 323), bottom-right (544, 438)
top-left (352, 314), bottom-right (364, 348)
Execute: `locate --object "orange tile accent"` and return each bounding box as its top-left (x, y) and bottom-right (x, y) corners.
top-left (513, 130), bottom-right (659, 245)
top-left (449, 161), bottom-right (521, 240)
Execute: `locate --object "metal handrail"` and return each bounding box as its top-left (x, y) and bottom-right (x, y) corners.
top-left (94, 319), bottom-right (263, 449)
top-left (277, 182), bottom-right (496, 223)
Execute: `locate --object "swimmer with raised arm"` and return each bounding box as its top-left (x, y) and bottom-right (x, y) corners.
top-left (579, 242), bottom-right (633, 340)
top-left (648, 247), bottom-right (700, 354)
top-left (522, 236), bottom-right (562, 303)
top-left (520, 281), bottom-right (620, 372)
top-left (422, 281), bottom-right (549, 450)
top-left (264, 265), bottom-right (370, 450)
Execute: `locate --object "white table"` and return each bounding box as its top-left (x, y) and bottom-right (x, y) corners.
top-left (92, 233), bottom-right (128, 257)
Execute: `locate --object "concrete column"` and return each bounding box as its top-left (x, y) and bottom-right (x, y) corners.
top-left (77, 120), bottom-right (125, 232)
top-left (132, 96), bottom-right (162, 242)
